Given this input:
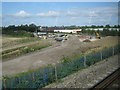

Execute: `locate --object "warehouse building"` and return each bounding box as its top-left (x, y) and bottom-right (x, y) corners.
top-left (54, 29), bottom-right (82, 34)
top-left (84, 28), bottom-right (119, 31)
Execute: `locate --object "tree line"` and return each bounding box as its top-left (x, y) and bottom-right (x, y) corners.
top-left (81, 29), bottom-right (119, 36)
top-left (2, 24), bottom-right (120, 37)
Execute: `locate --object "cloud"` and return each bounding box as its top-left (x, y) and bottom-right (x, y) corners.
top-left (2, 6), bottom-right (118, 26)
top-left (66, 7), bottom-right (117, 17)
top-left (0, 15), bottom-right (2, 19)
top-left (14, 10), bottom-right (31, 18)
top-left (64, 6), bottom-right (118, 25)
top-left (66, 11), bottom-right (78, 16)
top-left (37, 11), bottom-right (60, 17)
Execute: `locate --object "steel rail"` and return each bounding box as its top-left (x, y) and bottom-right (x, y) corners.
top-left (89, 67), bottom-right (120, 89)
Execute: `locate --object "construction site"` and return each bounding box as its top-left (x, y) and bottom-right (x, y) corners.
top-left (1, 27), bottom-right (120, 89)
top-left (1, 2), bottom-right (120, 89)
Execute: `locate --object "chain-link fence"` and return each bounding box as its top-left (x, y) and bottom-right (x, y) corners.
top-left (2, 44), bottom-right (120, 89)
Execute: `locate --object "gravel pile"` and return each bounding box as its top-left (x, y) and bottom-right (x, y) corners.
top-left (45, 54), bottom-right (119, 88)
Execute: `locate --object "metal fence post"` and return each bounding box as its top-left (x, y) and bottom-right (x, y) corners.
top-left (100, 51), bottom-right (102, 60)
top-left (3, 79), bottom-right (6, 89)
top-left (84, 55), bottom-right (87, 67)
top-left (18, 77), bottom-right (20, 84)
top-left (32, 73), bottom-right (35, 81)
top-left (112, 47), bottom-right (114, 56)
top-left (55, 65), bottom-right (58, 82)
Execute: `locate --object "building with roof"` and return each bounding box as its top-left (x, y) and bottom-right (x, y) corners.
top-left (54, 29), bottom-right (82, 34)
top-left (84, 28), bottom-right (119, 31)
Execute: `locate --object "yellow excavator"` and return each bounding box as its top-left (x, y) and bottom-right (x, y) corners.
top-left (95, 31), bottom-right (100, 39)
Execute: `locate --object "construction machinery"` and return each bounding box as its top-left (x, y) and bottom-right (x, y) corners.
top-left (95, 31), bottom-right (100, 39)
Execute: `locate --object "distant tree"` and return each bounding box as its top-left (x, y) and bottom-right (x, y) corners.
top-left (81, 29), bottom-right (86, 34)
top-left (91, 25), bottom-right (96, 28)
top-left (118, 25), bottom-right (120, 28)
top-left (28, 24), bottom-right (37, 32)
top-left (100, 25), bottom-right (104, 28)
top-left (113, 25), bottom-right (117, 28)
top-left (105, 24), bottom-right (110, 28)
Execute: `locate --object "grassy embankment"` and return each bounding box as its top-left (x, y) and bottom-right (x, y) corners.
top-left (2, 36), bottom-right (52, 61)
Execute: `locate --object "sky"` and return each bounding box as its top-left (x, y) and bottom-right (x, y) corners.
top-left (2, 2), bottom-right (118, 26)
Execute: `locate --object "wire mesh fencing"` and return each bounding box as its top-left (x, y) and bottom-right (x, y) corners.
top-left (2, 44), bottom-right (120, 89)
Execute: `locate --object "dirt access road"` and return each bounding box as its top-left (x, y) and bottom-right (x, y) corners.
top-left (2, 36), bottom-right (119, 76)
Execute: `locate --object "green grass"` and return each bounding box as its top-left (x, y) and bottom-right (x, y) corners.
top-left (2, 42), bottom-right (52, 61)
top-left (2, 37), bottom-right (41, 49)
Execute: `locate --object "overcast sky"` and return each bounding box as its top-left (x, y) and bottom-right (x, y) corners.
top-left (2, 2), bottom-right (118, 26)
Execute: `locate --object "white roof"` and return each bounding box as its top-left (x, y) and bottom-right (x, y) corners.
top-left (54, 29), bottom-right (82, 31)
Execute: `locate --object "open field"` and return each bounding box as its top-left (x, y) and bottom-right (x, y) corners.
top-left (2, 36), bottom-right (119, 76)
top-left (1, 36), bottom-right (55, 61)
top-left (2, 36), bottom-right (41, 50)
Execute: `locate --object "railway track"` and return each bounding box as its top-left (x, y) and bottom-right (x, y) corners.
top-left (90, 67), bottom-right (120, 89)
